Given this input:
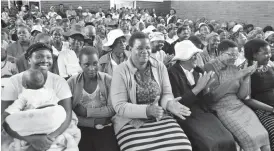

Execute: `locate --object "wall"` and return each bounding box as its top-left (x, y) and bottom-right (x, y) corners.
top-left (136, 0), bottom-right (171, 16)
top-left (40, 1), bottom-right (110, 12)
top-left (171, 1), bottom-right (274, 27)
top-left (1, 1), bottom-right (9, 9)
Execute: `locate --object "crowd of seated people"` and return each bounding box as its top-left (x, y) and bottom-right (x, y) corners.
top-left (1, 3), bottom-right (274, 151)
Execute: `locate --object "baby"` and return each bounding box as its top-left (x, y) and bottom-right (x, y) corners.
top-left (3, 70), bottom-right (79, 151)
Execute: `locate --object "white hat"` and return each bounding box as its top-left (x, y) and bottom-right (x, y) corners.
top-left (172, 40), bottom-right (202, 61)
top-left (31, 25), bottom-right (43, 34)
top-left (142, 25), bottom-right (156, 35)
top-left (56, 15), bottom-right (62, 20)
top-left (149, 32), bottom-right (165, 42)
top-left (104, 29), bottom-right (125, 47)
top-left (264, 31), bottom-right (274, 40)
top-left (232, 24), bottom-right (243, 33)
top-left (78, 6), bottom-right (82, 10)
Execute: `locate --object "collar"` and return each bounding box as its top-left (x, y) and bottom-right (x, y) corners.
top-left (126, 56), bottom-right (158, 74)
top-left (179, 64), bottom-right (194, 73)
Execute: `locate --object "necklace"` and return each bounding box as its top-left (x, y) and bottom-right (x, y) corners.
top-left (257, 65), bottom-right (269, 73)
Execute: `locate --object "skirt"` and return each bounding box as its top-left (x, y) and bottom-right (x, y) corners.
top-left (255, 110), bottom-right (274, 151)
top-left (116, 116), bottom-right (192, 151)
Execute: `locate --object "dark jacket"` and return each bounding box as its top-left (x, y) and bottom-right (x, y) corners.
top-left (168, 62), bottom-right (205, 108)
top-left (168, 39), bottom-right (181, 55)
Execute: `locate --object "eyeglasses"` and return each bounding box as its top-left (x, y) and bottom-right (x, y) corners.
top-left (224, 52), bottom-right (239, 58)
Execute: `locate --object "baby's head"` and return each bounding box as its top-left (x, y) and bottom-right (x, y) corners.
top-left (23, 69), bottom-right (45, 89)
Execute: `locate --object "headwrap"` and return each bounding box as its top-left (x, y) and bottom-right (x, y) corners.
top-left (25, 42), bottom-right (53, 60)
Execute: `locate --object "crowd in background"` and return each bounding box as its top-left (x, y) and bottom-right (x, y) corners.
top-left (1, 3), bottom-right (274, 151)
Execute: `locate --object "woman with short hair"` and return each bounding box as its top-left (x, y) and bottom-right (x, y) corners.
top-left (111, 32), bottom-right (192, 151)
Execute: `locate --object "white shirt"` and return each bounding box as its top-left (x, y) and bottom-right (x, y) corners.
top-left (180, 65), bottom-right (195, 86)
top-left (110, 53), bottom-right (118, 72)
top-left (57, 48), bottom-right (82, 78)
top-left (95, 12), bottom-right (105, 18)
top-left (166, 35), bottom-right (178, 44)
top-left (150, 50), bottom-right (167, 63)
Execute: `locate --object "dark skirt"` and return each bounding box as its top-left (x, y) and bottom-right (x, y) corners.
top-left (116, 116), bottom-right (192, 151)
top-left (255, 110), bottom-right (274, 151)
top-left (78, 126), bottom-right (119, 151)
top-left (177, 105), bottom-right (237, 151)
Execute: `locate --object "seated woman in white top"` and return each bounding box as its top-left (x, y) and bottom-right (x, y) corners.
top-left (2, 43), bottom-right (80, 151)
top-left (58, 24), bottom-right (86, 80)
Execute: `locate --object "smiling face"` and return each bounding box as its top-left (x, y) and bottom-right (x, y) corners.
top-left (130, 38), bottom-right (151, 65)
top-left (28, 49), bottom-right (53, 71)
top-left (208, 36), bottom-right (220, 50)
top-left (253, 45), bottom-right (272, 66)
top-left (219, 47), bottom-right (239, 65)
top-left (17, 27), bottom-right (31, 42)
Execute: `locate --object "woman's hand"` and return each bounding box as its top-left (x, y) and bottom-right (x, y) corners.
top-left (167, 97), bottom-right (191, 120)
top-left (239, 62), bottom-right (257, 79)
top-left (146, 96), bottom-right (164, 120)
top-left (74, 104), bottom-right (87, 117)
top-left (25, 134), bottom-right (54, 151)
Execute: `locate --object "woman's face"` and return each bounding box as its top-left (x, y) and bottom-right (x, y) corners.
top-left (17, 27), bottom-right (30, 42)
top-left (52, 30), bottom-right (62, 43)
top-left (253, 45), bottom-right (272, 65)
top-left (139, 22), bottom-right (145, 31)
top-left (219, 31), bottom-right (228, 41)
top-left (220, 47), bottom-right (239, 65)
top-left (113, 37), bottom-right (127, 53)
top-left (267, 34), bottom-right (274, 43)
top-left (130, 38), bottom-right (151, 65)
top-left (120, 21), bottom-right (130, 33)
top-left (80, 53), bottom-right (99, 79)
top-left (236, 32), bottom-right (247, 46)
top-left (170, 10), bottom-right (175, 15)
top-left (200, 26), bottom-right (210, 36)
top-left (28, 49), bottom-right (53, 71)
top-left (209, 36), bottom-right (220, 50)
top-left (69, 35), bottom-right (84, 51)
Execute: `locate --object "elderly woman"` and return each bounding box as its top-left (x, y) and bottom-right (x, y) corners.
top-left (203, 40), bottom-right (271, 151)
top-left (111, 32), bottom-right (192, 151)
top-left (99, 29), bottom-right (129, 76)
top-left (243, 39), bottom-right (274, 150)
top-left (196, 32), bottom-right (220, 68)
top-left (196, 23), bottom-right (211, 46)
top-left (2, 43), bottom-right (80, 151)
top-left (58, 24), bottom-right (85, 79)
top-left (168, 40), bottom-right (236, 151)
top-left (67, 46), bottom-right (119, 151)
top-left (7, 24), bottom-right (31, 59)
top-left (16, 33), bottom-right (59, 74)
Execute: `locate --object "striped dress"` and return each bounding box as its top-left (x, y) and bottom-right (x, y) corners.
top-left (251, 66), bottom-right (274, 150)
top-left (116, 64), bottom-right (192, 151)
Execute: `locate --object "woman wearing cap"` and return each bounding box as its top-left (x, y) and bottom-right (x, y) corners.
top-left (99, 29), bottom-right (129, 76)
top-left (111, 32), bottom-right (192, 151)
top-left (58, 24), bottom-right (85, 79)
top-left (7, 24), bottom-right (31, 59)
top-left (243, 39), bottom-right (274, 150)
top-left (68, 46), bottom-right (119, 151)
top-left (2, 42), bottom-right (81, 151)
top-left (203, 40), bottom-right (271, 151)
top-left (168, 40), bottom-right (237, 151)
top-left (264, 31), bottom-right (274, 61)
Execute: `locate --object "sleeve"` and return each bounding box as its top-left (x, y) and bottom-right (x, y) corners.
top-left (57, 54), bottom-right (68, 78)
top-left (168, 69), bottom-right (198, 107)
top-left (5, 94), bottom-right (27, 114)
top-left (54, 76), bottom-right (72, 101)
top-left (1, 78), bottom-right (18, 101)
top-left (159, 63), bottom-right (174, 110)
top-left (111, 66), bottom-right (148, 119)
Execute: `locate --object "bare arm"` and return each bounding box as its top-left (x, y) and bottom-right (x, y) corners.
top-left (243, 98), bottom-right (274, 112)
top-left (48, 98), bottom-right (72, 138)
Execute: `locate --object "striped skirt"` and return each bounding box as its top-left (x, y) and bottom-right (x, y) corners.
top-left (255, 110), bottom-right (274, 151)
top-left (116, 116), bottom-right (192, 151)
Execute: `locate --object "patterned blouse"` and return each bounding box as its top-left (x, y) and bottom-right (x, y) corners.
top-left (135, 63), bottom-right (161, 105)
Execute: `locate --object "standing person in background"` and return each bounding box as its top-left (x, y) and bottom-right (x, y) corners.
top-left (57, 4), bottom-right (67, 19)
top-left (48, 6), bottom-right (58, 19)
top-left (166, 8), bottom-right (177, 25)
top-left (96, 7), bottom-right (105, 19)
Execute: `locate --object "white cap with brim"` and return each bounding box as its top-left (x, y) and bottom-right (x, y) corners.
top-left (264, 31), bottom-right (274, 40)
top-left (172, 40), bottom-right (203, 61)
top-left (31, 25), bottom-right (43, 34)
top-left (63, 24), bottom-right (88, 39)
top-left (104, 29), bottom-right (125, 47)
top-left (232, 24), bottom-right (243, 33)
